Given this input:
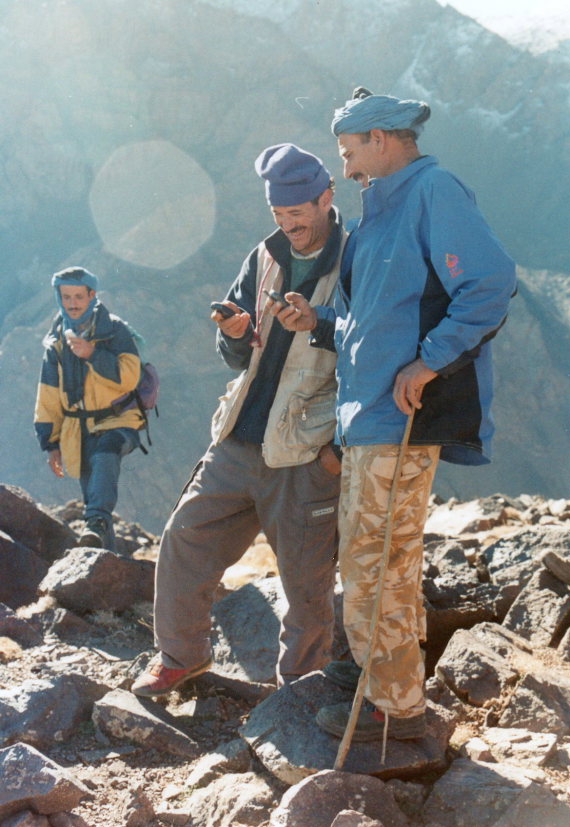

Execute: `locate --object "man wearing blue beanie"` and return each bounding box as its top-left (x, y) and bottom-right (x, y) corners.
top-left (34, 266), bottom-right (144, 549)
top-left (271, 90), bottom-right (517, 743)
top-left (132, 144), bottom-right (348, 697)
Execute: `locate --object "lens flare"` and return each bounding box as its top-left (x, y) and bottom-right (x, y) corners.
top-left (89, 140), bottom-right (216, 270)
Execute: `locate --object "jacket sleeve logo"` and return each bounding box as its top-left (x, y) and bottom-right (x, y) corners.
top-left (445, 253), bottom-right (464, 278)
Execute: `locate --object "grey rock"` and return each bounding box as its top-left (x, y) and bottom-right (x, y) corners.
top-left (0, 532), bottom-right (50, 610)
top-left (498, 671), bottom-right (570, 735)
top-left (425, 677), bottom-right (469, 721)
top-left (194, 670), bottom-right (274, 705)
top-left (156, 772), bottom-right (277, 827)
top-left (541, 549), bottom-right (570, 585)
top-left (210, 578), bottom-right (283, 685)
top-left (269, 769), bottom-right (408, 827)
top-left (0, 742), bottom-right (88, 819)
top-left (38, 548), bottom-right (155, 613)
top-left (0, 485), bottom-right (77, 564)
top-left (384, 779), bottom-right (428, 821)
top-left (0, 674), bottom-right (108, 750)
top-left (330, 814), bottom-right (384, 827)
top-left (32, 608), bottom-right (99, 641)
top-left (471, 727), bottom-right (558, 767)
top-left (424, 497), bottom-right (510, 536)
top-left (210, 576), bottom-right (345, 686)
top-left (426, 540), bottom-right (480, 581)
top-left (0, 811), bottom-right (50, 826)
top-left (48, 815), bottom-right (91, 827)
top-left (120, 785), bottom-right (154, 827)
top-left (502, 568), bottom-right (570, 646)
top-left (240, 672), bottom-right (455, 785)
top-left (185, 738), bottom-right (251, 788)
top-left (424, 585), bottom-right (498, 675)
top-left (460, 737), bottom-right (495, 763)
top-left (423, 757), bottom-right (539, 826)
top-left (557, 626), bottom-right (570, 662)
top-left (0, 604), bottom-right (43, 648)
top-left (435, 623), bottom-right (526, 706)
top-left (483, 526), bottom-right (570, 590)
top-left (92, 688), bottom-right (200, 758)
top-left (490, 781), bottom-right (570, 826)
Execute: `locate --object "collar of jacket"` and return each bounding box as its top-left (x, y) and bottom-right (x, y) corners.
top-left (264, 205), bottom-right (344, 279)
top-left (49, 301), bottom-right (114, 347)
top-left (361, 154), bottom-right (438, 217)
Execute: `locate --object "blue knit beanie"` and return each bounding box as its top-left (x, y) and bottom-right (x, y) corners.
top-left (255, 143), bottom-right (331, 206)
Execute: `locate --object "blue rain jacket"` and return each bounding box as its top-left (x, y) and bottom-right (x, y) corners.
top-left (314, 155), bottom-right (517, 465)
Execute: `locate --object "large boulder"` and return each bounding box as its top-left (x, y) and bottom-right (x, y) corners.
top-left (240, 672), bottom-right (455, 784)
top-left (0, 742), bottom-right (88, 819)
top-left (0, 485), bottom-right (76, 563)
top-left (38, 547), bottom-right (155, 612)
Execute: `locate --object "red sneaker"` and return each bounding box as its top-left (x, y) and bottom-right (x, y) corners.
top-left (131, 656), bottom-right (212, 697)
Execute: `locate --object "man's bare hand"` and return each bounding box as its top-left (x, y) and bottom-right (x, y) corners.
top-left (318, 443), bottom-right (342, 476)
top-left (393, 358), bottom-right (438, 415)
top-left (66, 334), bottom-right (95, 359)
top-left (48, 449), bottom-right (65, 478)
top-left (211, 301), bottom-right (251, 339)
top-left (268, 292), bottom-right (317, 332)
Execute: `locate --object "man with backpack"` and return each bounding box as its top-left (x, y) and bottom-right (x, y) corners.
top-left (34, 266), bottom-right (145, 550)
top-left (132, 143), bottom-right (347, 695)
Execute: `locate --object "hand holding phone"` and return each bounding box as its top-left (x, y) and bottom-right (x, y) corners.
top-left (263, 288), bottom-right (290, 307)
top-left (210, 302), bottom-right (236, 319)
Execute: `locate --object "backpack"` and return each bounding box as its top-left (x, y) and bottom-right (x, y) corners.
top-left (112, 325), bottom-right (160, 454)
top-left (114, 361), bottom-right (160, 453)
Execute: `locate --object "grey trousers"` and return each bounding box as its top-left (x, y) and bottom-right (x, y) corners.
top-left (154, 435), bottom-right (340, 682)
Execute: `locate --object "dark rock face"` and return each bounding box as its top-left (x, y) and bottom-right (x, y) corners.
top-left (0, 532), bottom-right (50, 610)
top-left (0, 485), bottom-right (77, 563)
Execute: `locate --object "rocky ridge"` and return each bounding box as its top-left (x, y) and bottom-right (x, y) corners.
top-left (2, 482), bottom-right (570, 825)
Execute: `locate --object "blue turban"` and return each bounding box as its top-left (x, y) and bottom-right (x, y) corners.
top-left (331, 92), bottom-right (430, 137)
top-left (52, 266), bottom-right (99, 332)
top-left (255, 143), bottom-right (331, 206)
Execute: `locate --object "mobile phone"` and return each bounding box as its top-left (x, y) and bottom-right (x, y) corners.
top-left (210, 302), bottom-right (236, 319)
top-left (263, 288), bottom-right (290, 307)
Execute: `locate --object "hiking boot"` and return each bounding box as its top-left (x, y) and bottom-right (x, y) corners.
top-left (78, 518), bottom-right (107, 548)
top-left (316, 699), bottom-right (426, 742)
top-left (131, 656), bottom-right (213, 697)
top-left (323, 660), bottom-right (361, 691)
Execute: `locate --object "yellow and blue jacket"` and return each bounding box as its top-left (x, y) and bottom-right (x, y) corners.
top-left (34, 303), bottom-right (143, 478)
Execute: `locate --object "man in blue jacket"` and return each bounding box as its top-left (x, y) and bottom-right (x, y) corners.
top-left (272, 89), bottom-right (517, 742)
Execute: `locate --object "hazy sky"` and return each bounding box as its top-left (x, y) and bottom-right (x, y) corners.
top-left (437, 0), bottom-right (568, 19)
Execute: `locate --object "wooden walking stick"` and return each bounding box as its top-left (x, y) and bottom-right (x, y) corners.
top-left (334, 411), bottom-right (415, 771)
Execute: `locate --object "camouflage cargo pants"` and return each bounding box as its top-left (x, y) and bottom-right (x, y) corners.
top-left (338, 444), bottom-right (440, 717)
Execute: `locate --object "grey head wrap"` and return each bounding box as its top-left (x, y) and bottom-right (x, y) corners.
top-left (331, 88), bottom-right (430, 137)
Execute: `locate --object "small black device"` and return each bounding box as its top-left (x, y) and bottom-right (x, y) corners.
top-left (210, 302), bottom-right (236, 319)
top-left (263, 288), bottom-right (290, 307)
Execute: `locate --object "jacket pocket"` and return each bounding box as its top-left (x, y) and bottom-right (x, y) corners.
top-left (278, 387), bottom-right (337, 448)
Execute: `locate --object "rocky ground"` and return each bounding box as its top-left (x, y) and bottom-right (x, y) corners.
top-left (2, 483), bottom-right (570, 826)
